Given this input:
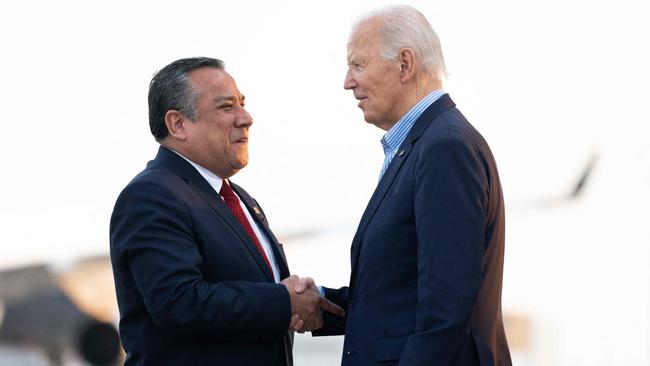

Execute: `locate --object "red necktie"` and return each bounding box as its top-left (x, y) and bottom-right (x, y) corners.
top-left (219, 180), bottom-right (273, 274)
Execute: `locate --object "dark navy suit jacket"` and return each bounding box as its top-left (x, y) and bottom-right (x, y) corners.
top-left (110, 146), bottom-right (293, 366)
top-left (316, 95), bottom-right (511, 366)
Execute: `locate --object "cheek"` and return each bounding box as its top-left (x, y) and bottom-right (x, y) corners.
top-left (368, 77), bottom-right (389, 99)
top-left (379, 82), bottom-right (400, 106)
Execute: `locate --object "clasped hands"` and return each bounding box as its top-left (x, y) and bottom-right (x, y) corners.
top-left (282, 275), bottom-right (345, 333)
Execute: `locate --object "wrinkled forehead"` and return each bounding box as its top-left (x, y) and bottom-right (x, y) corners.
top-left (347, 30), bottom-right (384, 62)
top-left (350, 13), bottom-right (384, 38)
top-left (190, 67), bottom-right (243, 98)
top-left (347, 18), bottom-right (384, 57)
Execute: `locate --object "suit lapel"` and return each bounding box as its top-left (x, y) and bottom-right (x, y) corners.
top-left (153, 147), bottom-right (274, 282)
top-left (350, 95), bottom-right (457, 273)
top-left (350, 141), bottom-right (413, 267)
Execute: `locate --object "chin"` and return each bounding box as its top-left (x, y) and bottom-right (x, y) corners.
top-left (363, 111), bottom-right (376, 122)
top-left (363, 115), bottom-right (380, 127)
top-left (236, 157), bottom-right (249, 169)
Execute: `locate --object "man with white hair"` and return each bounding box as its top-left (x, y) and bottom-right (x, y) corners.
top-left (311, 5), bottom-right (512, 365)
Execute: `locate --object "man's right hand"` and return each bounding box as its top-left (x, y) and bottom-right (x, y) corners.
top-left (282, 275), bottom-right (323, 331)
top-left (293, 276), bottom-right (345, 318)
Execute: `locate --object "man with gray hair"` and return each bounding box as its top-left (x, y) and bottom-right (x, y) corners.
top-left (310, 5), bottom-right (512, 365)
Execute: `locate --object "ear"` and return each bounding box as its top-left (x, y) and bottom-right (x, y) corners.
top-left (164, 110), bottom-right (189, 141)
top-left (399, 47), bottom-right (416, 83)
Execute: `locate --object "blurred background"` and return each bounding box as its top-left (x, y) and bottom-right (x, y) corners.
top-left (0, 0), bottom-right (648, 364)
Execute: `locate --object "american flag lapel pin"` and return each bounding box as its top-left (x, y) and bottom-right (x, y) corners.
top-left (253, 207), bottom-right (264, 220)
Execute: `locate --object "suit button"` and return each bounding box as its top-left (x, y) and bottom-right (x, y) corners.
top-left (346, 350), bottom-right (351, 355)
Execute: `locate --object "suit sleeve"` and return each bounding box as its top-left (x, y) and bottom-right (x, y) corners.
top-left (311, 286), bottom-right (348, 336)
top-left (110, 180), bottom-right (291, 342)
top-left (399, 137), bottom-right (486, 365)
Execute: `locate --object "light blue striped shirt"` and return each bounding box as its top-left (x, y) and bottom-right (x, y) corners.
top-left (379, 89), bottom-right (447, 180)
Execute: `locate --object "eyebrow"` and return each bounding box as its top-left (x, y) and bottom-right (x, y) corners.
top-left (347, 54), bottom-right (361, 65)
top-left (213, 95), bottom-right (246, 104)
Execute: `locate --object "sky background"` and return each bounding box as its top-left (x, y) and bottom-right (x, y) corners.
top-left (1, 0), bottom-right (647, 266)
top-left (1, 0), bottom-right (649, 364)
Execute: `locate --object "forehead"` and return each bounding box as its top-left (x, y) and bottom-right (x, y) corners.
top-left (188, 67), bottom-right (242, 99)
top-left (347, 18), bottom-right (383, 61)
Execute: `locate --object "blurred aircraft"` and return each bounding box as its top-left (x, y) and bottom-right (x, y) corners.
top-left (501, 142), bottom-right (650, 366)
top-left (0, 257), bottom-right (121, 365)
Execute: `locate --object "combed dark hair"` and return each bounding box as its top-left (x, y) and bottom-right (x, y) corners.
top-left (148, 57), bottom-right (225, 140)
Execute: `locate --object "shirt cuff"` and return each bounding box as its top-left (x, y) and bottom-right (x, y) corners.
top-left (318, 286), bottom-right (325, 297)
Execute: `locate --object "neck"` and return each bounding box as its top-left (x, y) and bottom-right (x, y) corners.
top-left (386, 76), bottom-right (441, 130)
top-left (413, 75), bottom-right (441, 103)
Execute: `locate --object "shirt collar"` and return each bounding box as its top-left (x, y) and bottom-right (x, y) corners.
top-left (168, 148), bottom-right (225, 193)
top-left (380, 89), bottom-right (447, 156)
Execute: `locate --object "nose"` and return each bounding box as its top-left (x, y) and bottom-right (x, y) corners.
top-left (343, 68), bottom-right (357, 90)
top-left (235, 106), bottom-right (253, 127)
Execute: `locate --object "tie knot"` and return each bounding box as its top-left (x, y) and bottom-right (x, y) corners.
top-left (219, 180), bottom-right (238, 202)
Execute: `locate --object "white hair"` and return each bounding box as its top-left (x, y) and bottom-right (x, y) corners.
top-left (351, 5), bottom-right (447, 81)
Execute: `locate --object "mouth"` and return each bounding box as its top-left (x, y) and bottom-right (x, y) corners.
top-left (356, 97), bottom-right (368, 108)
top-left (231, 137), bottom-right (248, 144)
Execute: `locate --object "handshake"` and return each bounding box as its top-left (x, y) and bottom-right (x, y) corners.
top-left (282, 275), bottom-right (345, 333)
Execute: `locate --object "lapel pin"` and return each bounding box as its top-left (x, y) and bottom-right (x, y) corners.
top-left (253, 207), bottom-right (261, 215)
